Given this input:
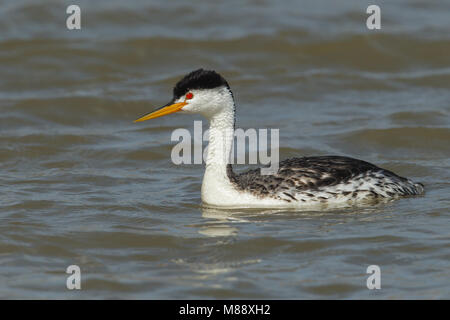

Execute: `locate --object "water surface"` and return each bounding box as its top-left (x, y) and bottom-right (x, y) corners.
top-left (0, 0), bottom-right (449, 299)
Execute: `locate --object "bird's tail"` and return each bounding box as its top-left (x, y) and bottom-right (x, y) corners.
top-left (412, 182), bottom-right (425, 195)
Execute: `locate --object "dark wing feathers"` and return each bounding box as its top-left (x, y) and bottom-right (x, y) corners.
top-left (228, 156), bottom-right (405, 194)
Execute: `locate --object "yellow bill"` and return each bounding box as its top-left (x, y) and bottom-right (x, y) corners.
top-left (134, 101), bottom-right (187, 123)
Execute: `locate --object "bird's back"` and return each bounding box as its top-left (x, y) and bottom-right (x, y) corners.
top-left (227, 156), bottom-right (424, 204)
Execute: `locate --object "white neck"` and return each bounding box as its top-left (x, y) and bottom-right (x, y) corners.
top-left (201, 99), bottom-right (237, 205)
top-left (206, 109), bottom-right (234, 172)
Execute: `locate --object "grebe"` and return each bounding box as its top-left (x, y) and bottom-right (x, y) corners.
top-left (134, 69), bottom-right (424, 208)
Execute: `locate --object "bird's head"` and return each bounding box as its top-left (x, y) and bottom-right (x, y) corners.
top-left (134, 69), bottom-right (234, 122)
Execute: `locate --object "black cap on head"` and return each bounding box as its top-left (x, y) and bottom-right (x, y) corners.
top-left (173, 69), bottom-right (230, 100)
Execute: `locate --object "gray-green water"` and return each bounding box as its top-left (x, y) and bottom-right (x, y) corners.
top-left (0, 0), bottom-right (449, 299)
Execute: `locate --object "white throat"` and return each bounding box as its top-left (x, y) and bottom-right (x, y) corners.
top-left (200, 93), bottom-right (237, 205)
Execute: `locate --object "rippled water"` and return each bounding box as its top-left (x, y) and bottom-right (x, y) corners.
top-left (0, 0), bottom-right (449, 299)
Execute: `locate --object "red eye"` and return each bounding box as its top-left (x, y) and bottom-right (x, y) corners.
top-left (186, 92), bottom-right (194, 100)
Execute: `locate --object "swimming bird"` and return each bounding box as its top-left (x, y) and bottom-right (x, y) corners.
top-left (134, 69), bottom-right (424, 208)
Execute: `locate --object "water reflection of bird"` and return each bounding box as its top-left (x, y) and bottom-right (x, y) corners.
top-left (135, 69), bottom-right (424, 209)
